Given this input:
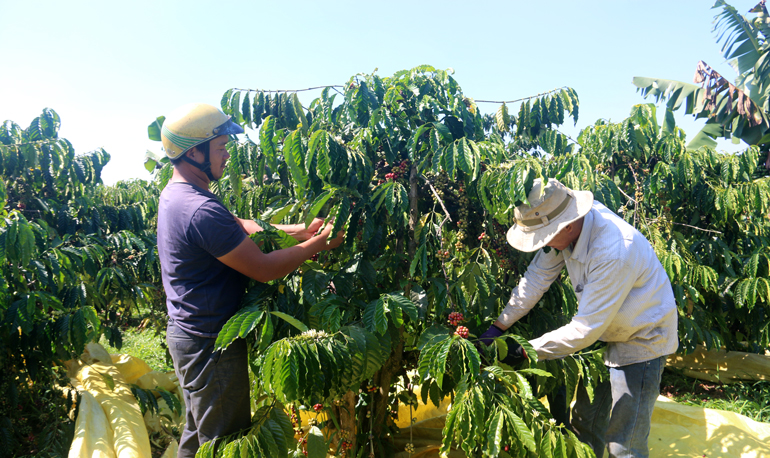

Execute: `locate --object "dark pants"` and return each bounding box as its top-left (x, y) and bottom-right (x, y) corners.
top-left (571, 356), bottom-right (666, 458)
top-left (166, 320), bottom-right (251, 458)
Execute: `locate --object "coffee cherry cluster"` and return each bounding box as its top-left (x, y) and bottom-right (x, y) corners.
top-left (448, 311), bottom-right (465, 326)
top-left (478, 232), bottom-right (489, 242)
top-left (385, 162), bottom-right (407, 181)
top-left (298, 436), bottom-right (308, 456)
top-left (454, 326), bottom-right (469, 338)
top-left (375, 159), bottom-right (410, 184)
top-left (289, 405), bottom-right (302, 434)
top-left (454, 186), bottom-right (477, 241)
top-left (656, 192), bottom-right (672, 213)
top-left (435, 249), bottom-right (451, 260)
top-left (489, 220), bottom-right (515, 270)
top-left (405, 443), bottom-right (415, 453)
top-left (313, 403), bottom-right (323, 412)
top-left (421, 172), bottom-right (451, 210)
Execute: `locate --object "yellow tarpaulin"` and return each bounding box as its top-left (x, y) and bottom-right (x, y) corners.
top-left (388, 395), bottom-right (770, 458)
top-left (68, 391), bottom-right (116, 458)
top-left (667, 344), bottom-right (770, 384)
top-left (67, 342), bottom-right (770, 457)
top-left (67, 343), bottom-right (182, 458)
top-left (68, 360), bottom-right (152, 458)
top-left (649, 396), bottom-right (770, 458)
top-left (386, 346), bottom-right (770, 458)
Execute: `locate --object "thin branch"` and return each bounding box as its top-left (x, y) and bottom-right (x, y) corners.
top-left (671, 222), bottom-right (723, 235)
top-left (231, 85), bottom-right (344, 94)
top-left (619, 174), bottom-right (722, 235)
top-left (421, 175), bottom-right (457, 309)
top-left (626, 164), bottom-right (652, 231)
top-left (474, 86), bottom-right (568, 104)
top-left (616, 186), bottom-right (636, 204)
top-left (422, 176), bottom-right (452, 224)
top-left (554, 128), bottom-right (580, 145)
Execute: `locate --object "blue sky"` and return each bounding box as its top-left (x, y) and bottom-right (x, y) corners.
top-left (0, 0), bottom-right (760, 184)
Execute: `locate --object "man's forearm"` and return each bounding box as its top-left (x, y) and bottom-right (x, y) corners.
top-left (235, 217), bottom-right (311, 240)
top-left (274, 223), bottom-right (305, 238)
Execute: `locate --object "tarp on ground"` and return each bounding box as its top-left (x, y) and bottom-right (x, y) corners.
top-left (666, 344), bottom-right (770, 384)
top-left (389, 395), bottom-right (770, 458)
top-left (68, 360), bottom-right (152, 458)
top-left (389, 345), bottom-right (770, 458)
top-left (649, 396), bottom-right (770, 458)
top-left (67, 342), bottom-right (183, 458)
top-left (67, 342), bottom-right (770, 457)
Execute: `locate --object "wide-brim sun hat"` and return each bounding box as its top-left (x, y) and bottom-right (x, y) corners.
top-left (506, 178), bottom-right (593, 252)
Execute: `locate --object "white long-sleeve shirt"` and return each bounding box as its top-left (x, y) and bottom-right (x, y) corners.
top-left (498, 202), bottom-right (679, 367)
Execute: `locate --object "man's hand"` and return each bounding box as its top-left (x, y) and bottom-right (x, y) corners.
top-left (314, 222), bottom-right (344, 250)
top-left (477, 324), bottom-right (505, 346)
top-left (475, 324), bottom-right (529, 366)
top-left (474, 324), bottom-right (504, 363)
top-left (501, 341), bottom-right (528, 366)
top-left (292, 218), bottom-right (325, 241)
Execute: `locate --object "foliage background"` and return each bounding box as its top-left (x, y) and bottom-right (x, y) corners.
top-left (5, 2), bottom-right (770, 456)
top-left (0, 111), bottom-right (162, 457)
top-left (151, 61), bottom-right (770, 457)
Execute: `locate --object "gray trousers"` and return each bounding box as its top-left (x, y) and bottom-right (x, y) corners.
top-left (571, 356), bottom-right (666, 458)
top-left (166, 320), bottom-right (251, 458)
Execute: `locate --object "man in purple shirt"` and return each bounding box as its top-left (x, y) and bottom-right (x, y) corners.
top-left (157, 103), bottom-right (343, 458)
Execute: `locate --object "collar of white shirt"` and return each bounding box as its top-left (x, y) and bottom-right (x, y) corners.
top-left (562, 203), bottom-right (595, 264)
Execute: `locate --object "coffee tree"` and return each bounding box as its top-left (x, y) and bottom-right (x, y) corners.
top-left (0, 110), bottom-right (162, 457)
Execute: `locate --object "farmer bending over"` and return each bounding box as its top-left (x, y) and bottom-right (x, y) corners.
top-left (479, 178), bottom-right (678, 458)
top-left (157, 103), bottom-right (344, 458)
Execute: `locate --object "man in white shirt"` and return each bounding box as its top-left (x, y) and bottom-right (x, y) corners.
top-left (479, 178), bottom-right (678, 458)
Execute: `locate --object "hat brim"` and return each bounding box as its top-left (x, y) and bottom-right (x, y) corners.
top-left (173, 119), bottom-right (245, 158)
top-left (213, 118), bottom-right (244, 136)
top-left (506, 190), bottom-right (594, 252)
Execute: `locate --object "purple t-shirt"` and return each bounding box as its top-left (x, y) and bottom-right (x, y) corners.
top-left (157, 182), bottom-right (248, 337)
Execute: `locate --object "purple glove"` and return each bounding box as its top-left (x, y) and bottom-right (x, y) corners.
top-left (501, 341), bottom-right (528, 365)
top-left (477, 324), bottom-right (505, 346)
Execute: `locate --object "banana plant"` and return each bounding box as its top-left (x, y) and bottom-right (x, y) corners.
top-left (633, 1), bottom-right (770, 148)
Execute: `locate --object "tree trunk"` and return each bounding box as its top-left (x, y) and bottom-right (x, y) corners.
top-left (408, 162), bottom-right (419, 258)
top-left (372, 163), bottom-right (418, 437)
top-left (335, 390), bottom-right (357, 453)
top-left (372, 327), bottom-right (404, 436)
